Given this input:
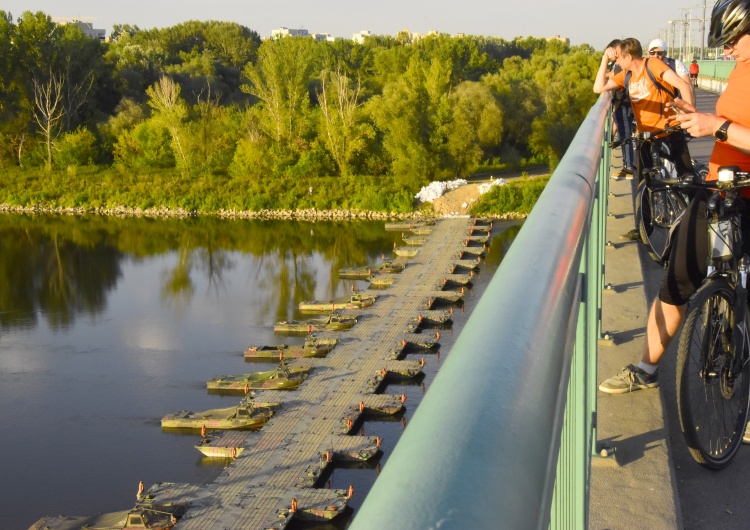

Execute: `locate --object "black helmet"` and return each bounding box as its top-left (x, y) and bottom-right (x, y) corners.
top-left (708, 0), bottom-right (750, 47)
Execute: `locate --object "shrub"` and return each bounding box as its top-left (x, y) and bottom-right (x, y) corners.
top-left (55, 128), bottom-right (99, 169)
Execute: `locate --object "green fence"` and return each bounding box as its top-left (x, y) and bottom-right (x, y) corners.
top-left (697, 59), bottom-right (736, 80)
top-left (350, 94), bottom-right (612, 529)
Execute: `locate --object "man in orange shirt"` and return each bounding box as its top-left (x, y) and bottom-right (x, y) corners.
top-left (598, 0), bottom-right (750, 398)
top-left (594, 38), bottom-right (695, 180)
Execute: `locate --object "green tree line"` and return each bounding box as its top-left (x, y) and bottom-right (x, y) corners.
top-left (0, 11), bottom-right (600, 213)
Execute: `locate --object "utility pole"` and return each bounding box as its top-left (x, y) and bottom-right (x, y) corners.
top-left (667, 20), bottom-right (676, 57)
top-left (701, 0), bottom-right (707, 59)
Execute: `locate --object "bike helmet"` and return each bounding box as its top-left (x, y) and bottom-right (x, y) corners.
top-left (708, 0), bottom-right (750, 47)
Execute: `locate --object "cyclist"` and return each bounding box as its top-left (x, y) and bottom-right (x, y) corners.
top-left (594, 37), bottom-right (695, 240)
top-left (598, 0), bottom-right (750, 397)
top-left (594, 38), bottom-right (695, 180)
top-left (647, 38), bottom-right (696, 103)
top-left (689, 59), bottom-right (700, 87)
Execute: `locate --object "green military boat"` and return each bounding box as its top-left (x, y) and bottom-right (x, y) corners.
top-left (244, 337), bottom-right (335, 359)
top-left (161, 399), bottom-right (272, 430)
top-left (274, 313), bottom-right (357, 335)
top-left (298, 292), bottom-right (376, 313)
top-left (207, 362), bottom-right (311, 393)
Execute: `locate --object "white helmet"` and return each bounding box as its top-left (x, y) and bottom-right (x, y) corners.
top-left (648, 38), bottom-right (668, 52)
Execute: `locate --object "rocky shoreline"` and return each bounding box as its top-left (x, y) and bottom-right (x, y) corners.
top-left (0, 203), bottom-right (527, 220)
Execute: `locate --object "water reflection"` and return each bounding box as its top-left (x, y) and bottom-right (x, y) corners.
top-left (0, 213), bottom-right (402, 530)
top-left (0, 214), bottom-right (520, 530)
top-left (0, 214), bottom-right (402, 332)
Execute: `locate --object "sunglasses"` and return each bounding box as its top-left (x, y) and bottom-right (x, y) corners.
top-left (649, 50), bottom-right (665, 56)
top-left (724, 34), bottom-right (743, 49)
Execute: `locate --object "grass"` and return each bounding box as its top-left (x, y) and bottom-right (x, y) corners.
top-left (0, 166), bottom-right (548, 217)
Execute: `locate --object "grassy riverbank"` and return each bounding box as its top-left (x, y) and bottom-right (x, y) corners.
top-left (0, 166), bottom-right (547, 218)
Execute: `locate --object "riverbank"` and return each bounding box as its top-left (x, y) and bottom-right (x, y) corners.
top-left (0, 203), bottom-right (529, 221)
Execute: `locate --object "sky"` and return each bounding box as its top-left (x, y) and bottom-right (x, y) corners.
top-left (1, 0), bottom-right (710, 50)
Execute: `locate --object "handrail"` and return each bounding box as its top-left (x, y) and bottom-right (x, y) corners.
top-left (351, 94), bottom-right (612, 529)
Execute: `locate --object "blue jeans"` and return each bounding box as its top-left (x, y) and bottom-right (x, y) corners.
top-left (613, 103), bottom-right (635, 171)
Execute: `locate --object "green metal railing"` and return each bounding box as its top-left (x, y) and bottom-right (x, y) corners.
top-left (351, 94), bottom-right (612, 530)
top-left (696, 59), bottom-right (736, 80)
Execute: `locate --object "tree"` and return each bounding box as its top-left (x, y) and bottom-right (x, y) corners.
top-left (146, 75), bottom-right (189, 170)
top-left (58, 23), bottom-right (101, 131)
top-left (527, 46), bottom-right (599, 169)
top-left (241, 37), bottom-right (318, 149)
top-left (31, 70), bottom-right (64, 171)
top-left (316, 66), bottom-right (373, 176)
top-left (446, 81), bottom-right (503, 176)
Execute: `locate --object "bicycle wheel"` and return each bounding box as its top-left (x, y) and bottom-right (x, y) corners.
top-left (635, 179), bottom-right (687, 264)
top-left (676, 278), bottom-right (750, 470)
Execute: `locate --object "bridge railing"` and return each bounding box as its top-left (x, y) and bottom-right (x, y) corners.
top-left (351, 93), bottom-right (612, 530)
top-left (696, 59), bottom-right (736, 81)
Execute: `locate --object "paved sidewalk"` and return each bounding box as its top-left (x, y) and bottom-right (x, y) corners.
top-left (587, 88), bottom-right (744, 530)
top-left (588, 162), bottom-right (682, 530)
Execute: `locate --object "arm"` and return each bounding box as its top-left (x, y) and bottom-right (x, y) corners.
top-left (675, 113), bottom-right (750, 155)
top-left (593, 49), bottom-right (621, 93)
top-left (680, 73), bottom-right (696, 105)
top-left (662, 68), bottom-right (694, 107)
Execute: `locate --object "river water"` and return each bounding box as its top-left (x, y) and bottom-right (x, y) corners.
top-left (0, 213), bottom-right (519, 529)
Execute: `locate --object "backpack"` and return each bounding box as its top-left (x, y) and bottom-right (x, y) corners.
top-left (623, 58), bottom-right (679, 118)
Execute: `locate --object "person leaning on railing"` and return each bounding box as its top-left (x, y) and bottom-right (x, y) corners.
top-left (593, 37), bottom-right (696, 184)
top-left (598, 0), bottom-right (750, 400)
top-left (606, 39), bottom-right (637, 179)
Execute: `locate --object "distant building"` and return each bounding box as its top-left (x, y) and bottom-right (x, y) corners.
top-left (53, 19), bottom-right (105, 41)
top-left (312, 33), bottom-right (335, 42)
top-left (548, 34), bottom-right (570, 45)
top-left (271, 27), bottom-right (310, 39)
top-left (352, 30), bottom-right (373, 44)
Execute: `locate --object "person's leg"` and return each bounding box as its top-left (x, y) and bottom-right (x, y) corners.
top-left (600, 196), bottom-right (708, 394)
top-left (612, 106), bottom-right (629, 177)
top-left (642, 298), bottom-right (686, 365)
top-left (621, 106), bottom-right (636, 173)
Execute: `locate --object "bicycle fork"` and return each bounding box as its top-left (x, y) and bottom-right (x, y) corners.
top-left (733, 264), bottom-right (749, 376)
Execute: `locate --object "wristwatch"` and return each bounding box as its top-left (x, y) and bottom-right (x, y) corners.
top-left (715, 120), bottom-right (732, 142)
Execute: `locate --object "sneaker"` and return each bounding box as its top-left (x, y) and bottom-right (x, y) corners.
top-left (599, 364), bottom-right (659, 394)
top-left (613, 168), bottom-right (627, 178)
top-left (743, 423), bottom-right (750, 444)
top-left (620, 229), bottom-right (642, 242)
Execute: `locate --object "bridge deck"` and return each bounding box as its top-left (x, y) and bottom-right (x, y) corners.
top-left (177, 217), bottom-right (491, 529)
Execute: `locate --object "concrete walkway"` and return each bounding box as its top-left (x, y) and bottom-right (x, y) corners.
top-left (589, 89), bottom-right (750, 530)
top-left (588, 164), bottom-right (682, 529)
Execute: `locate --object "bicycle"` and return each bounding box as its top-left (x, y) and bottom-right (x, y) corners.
top-left (631, 125), bottom-right (709, 264)
top-left (676, 166), bottom-right (750, 470)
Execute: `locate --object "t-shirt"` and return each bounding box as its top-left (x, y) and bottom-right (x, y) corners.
top-left (689, 62), bottom-right (699, 75)
top-left (709, 61), bottom-right (750, 182)
top-left (612, 58), bottom-right (677, 133)
top-left (674, 59), bottom-right (689, 79)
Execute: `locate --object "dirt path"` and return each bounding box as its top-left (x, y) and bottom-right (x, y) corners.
top-left (430, 168), bottom-right (549, 216)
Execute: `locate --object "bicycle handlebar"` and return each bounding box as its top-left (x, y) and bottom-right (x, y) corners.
top-left (610, 124), bottom-right (683, 149)
top-left (687, 167), bottom-right (750, 191)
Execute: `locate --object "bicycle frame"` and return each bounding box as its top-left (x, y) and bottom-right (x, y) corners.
top-left (703, 172), bottom-right (750, 382)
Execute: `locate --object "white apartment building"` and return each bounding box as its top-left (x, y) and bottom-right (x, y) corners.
top-left (271, 27), bottom-right (310, 39)
top-left (54, 19), bottom-right (106, 41)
